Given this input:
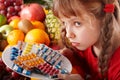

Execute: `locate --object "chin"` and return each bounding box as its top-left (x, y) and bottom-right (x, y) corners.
top-left (75, 46), bottom-right (87, 51)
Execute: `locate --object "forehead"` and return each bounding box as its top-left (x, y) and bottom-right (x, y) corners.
top-left (54, 0), bottom-right (87, 18)
top-left (59, 12), bottom-right (92, 25)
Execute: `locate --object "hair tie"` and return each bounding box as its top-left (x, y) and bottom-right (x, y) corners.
top-left (103, 4), bottom-right (115, 13)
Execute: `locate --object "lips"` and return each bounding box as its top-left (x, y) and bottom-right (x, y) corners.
top-left (71, 42), bottom-right (80, 47)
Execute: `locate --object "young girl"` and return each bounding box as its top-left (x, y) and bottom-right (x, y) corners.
top-left (52, 0), bottom-right (120, 80)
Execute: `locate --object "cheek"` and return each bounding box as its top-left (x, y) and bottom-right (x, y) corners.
top-left (78, 31), bottom-right (99, 46)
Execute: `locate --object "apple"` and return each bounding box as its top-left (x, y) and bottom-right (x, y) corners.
top-left (0, 14), bottom-right (7, 26)
top-left (8, 15), bottom-right (20, 23)
top-left (20, 3), bottom-right (46, 22)
top-left (0, 25), bottom-right (13, 39)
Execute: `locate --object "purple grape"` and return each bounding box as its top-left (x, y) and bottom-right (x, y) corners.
top-left (0, 0), bottom-right (5, 3)
top-left (0, 58), bottom-right (6, 67)
top-left (0, 2), bottom-right (5, 10)
top-left (6, 66), bottom-right (13, 72)
top-left (4, 0), bottom-right (11, 7)
top-left (7, 6), bottom-right (15, 13)
top-left (6, 12), bottom-right (12, 19)
top-left (11, 72), bottom-right (20, 78)
top-left (0, 10), bottom-right (7, 16)
top-left (14, 0), bottom-right (23, 6)
top-left (14, 6), bottom-right (21, 12)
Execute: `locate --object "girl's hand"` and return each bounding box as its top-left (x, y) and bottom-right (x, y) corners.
top-left (57, 48), bottom-right (84, 80)
top-left (52, 74), bottom-right (84, 80)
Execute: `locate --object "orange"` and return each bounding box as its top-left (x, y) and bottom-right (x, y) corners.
top-left (9, 18), bottom-right (20, 29)
top-left (0, 51), bottom-right (2, 57)
top-left (31, 21), bottom-right (45, 31)
top-left (7, 30), bottom-right (25, 45)
top-left (25, 29), bottom-right (50, 46)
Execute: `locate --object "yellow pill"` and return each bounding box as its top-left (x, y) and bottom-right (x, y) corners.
top-left (40, 58), bottom-right (45, 63)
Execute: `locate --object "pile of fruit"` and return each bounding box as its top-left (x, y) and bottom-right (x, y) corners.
top-left (0, 0), bottom-right (62, 80)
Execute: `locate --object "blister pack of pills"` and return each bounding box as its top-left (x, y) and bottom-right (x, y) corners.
top-left (2, 41), bottom-right (72, 79)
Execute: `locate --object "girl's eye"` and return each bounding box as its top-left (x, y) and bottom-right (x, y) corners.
top-left (74, 21), bottom-right (81, 26)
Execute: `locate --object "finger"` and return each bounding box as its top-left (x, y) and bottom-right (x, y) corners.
top-left (57, 74), bottom-right (69, 79)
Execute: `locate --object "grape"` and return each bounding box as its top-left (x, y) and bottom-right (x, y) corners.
top-left (0, 0), bottom-right (4, 3)
top-left (6, 66), bottom-right (13, 72)
top-left (0, 0), bottom-right (23, 21)
top-left (3, 75), bottom-right (12, 80)
top-left (0, 10), bottom-right (7, 16)
top-left (14, 0), bottom-right (23, 6)
top-left (14, 6), bottom-right (21, 12)
top-left (6, 13), bottom-right (12, 19)
top-left (4, 1), bottom-right (11, 7)
top-left (0, 58), bottom-right (6, 74)
top-left (11, 72), bottom-right (20, 78)
top-left (0, 2), bottom-right (6, 10)
top-left (10, 0), bottom-right (16, 3)
top-left (7, 6), bottom-right (15, 13)
top-left (0, 58), bottom-right (6, 67)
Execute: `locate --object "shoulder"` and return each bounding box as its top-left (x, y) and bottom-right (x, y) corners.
top-left (108, 46), bottom-right (120, 79)
top-left (110, 46), bottom-right (120, 64)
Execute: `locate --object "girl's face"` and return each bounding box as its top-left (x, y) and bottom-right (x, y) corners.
top-left (60, 15), bottom-right (101, 50)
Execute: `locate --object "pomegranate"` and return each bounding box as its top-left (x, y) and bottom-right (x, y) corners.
top-left (20, 3), bottom-right (46, 22)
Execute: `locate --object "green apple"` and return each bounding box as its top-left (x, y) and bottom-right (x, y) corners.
top-left (0, 25), bottom-right (13, 39)
top-left (0, 14), bottom-right (7, 26)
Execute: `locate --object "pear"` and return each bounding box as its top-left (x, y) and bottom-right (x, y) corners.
top-left (18, 19), bottom-right (34, 34)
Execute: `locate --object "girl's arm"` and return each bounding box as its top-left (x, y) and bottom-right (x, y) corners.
top-left (57, 74), bottom-right (84, 80)
top-left (57, 47), bottom-right (88, 80)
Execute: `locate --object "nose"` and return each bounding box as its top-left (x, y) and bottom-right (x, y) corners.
top-left (66, 27), bottom-right (75, 38)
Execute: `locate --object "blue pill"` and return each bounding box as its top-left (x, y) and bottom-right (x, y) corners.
top-left (11, 52), bottom-right (18, 56)
top-left (17, 67), bottom-right (23, 73)
top-left (42, 48), bottom-right (48, 53)
top-left (55, 65), bottom-right (61, 69)
top-left (26, 70), bottom-right (31, 75)
top-left (10, 56), bottom-right (16, 60)
top-left (61, 69), bottom-right (68, 74)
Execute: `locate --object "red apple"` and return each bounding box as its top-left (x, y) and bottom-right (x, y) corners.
top-left (8, 16), bottom-right (20, 23)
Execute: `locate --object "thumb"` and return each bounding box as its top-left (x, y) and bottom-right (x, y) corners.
top-left (57, 74), bottom-right (69, 79)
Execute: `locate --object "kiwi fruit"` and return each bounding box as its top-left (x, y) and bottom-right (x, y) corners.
top-left (18, 19), bottom-right (34, 34)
